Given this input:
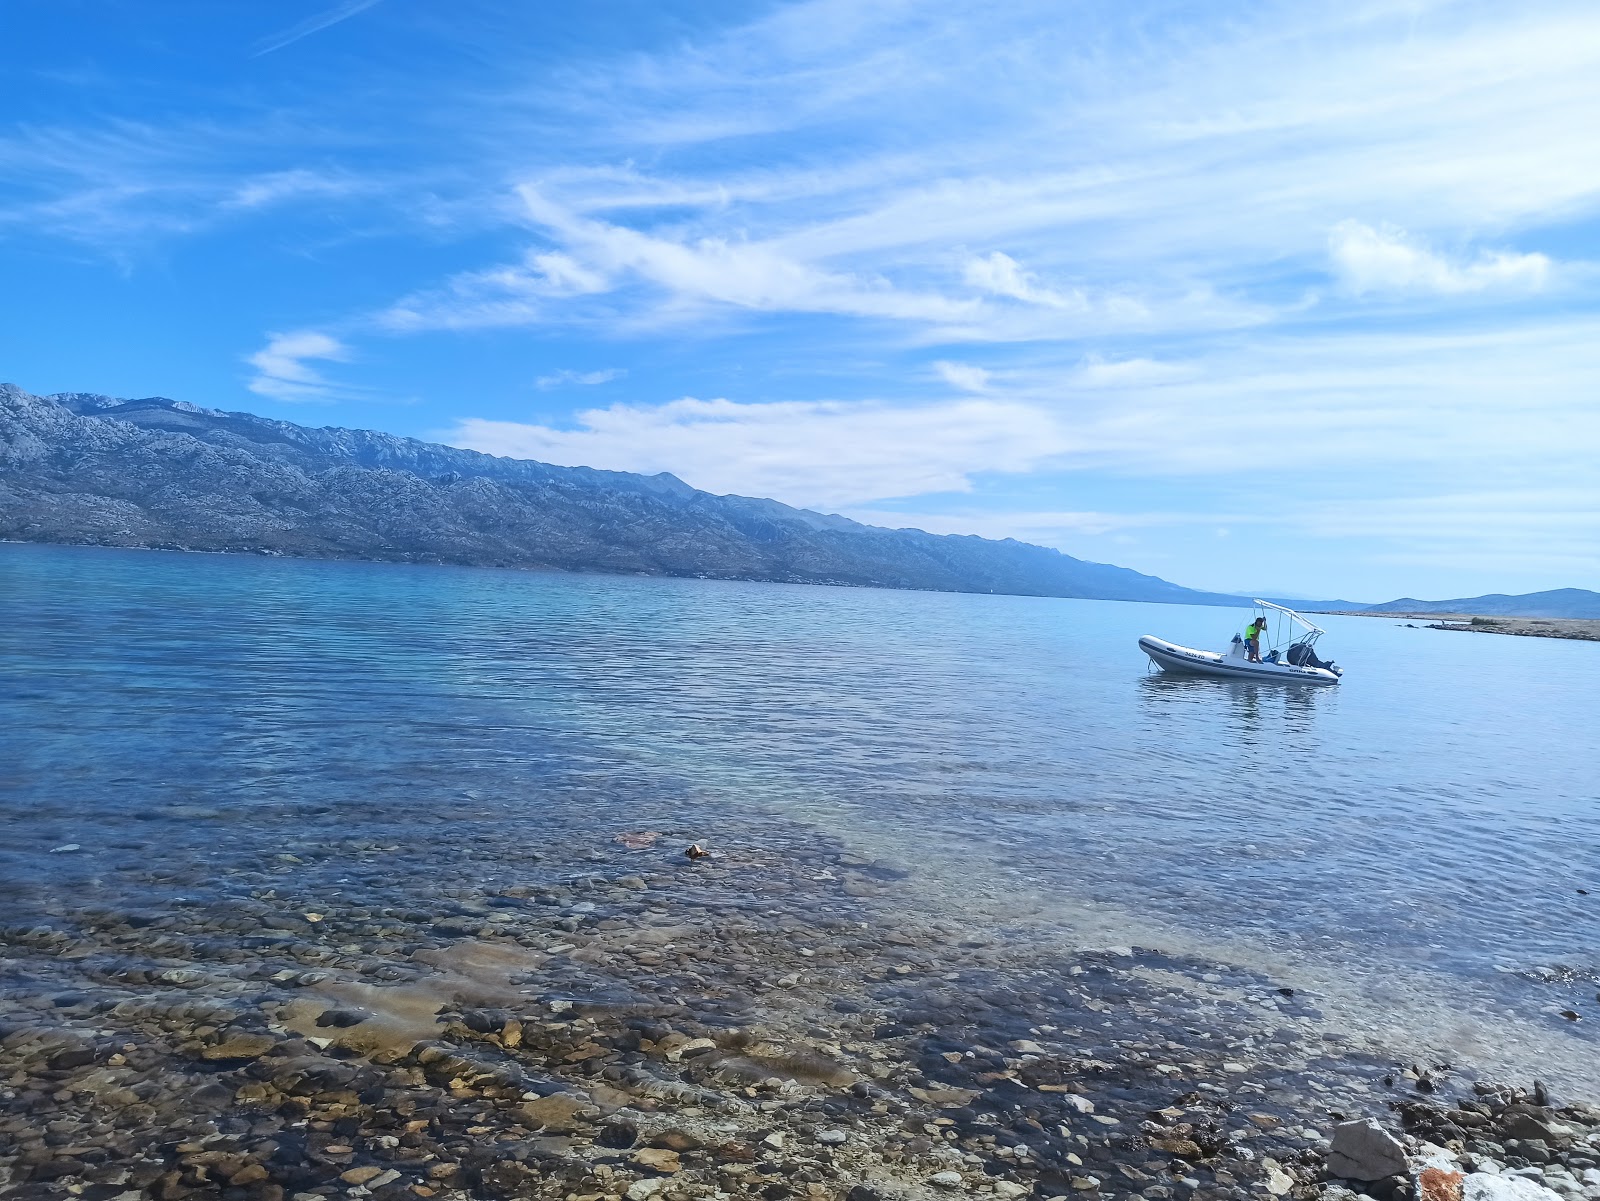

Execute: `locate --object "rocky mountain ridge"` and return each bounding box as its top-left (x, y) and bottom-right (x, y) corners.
top-left (0, 382), bottom-right (1247, 606)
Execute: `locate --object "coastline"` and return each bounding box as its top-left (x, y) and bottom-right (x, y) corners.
top-left (5, 819), bottom-right (1598, 1201)
top-left (1323, 612), bottom-right (1600, 642)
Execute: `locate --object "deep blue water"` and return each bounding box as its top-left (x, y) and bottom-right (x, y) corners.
top-left (3, 542), bottom-right (1598, 1077)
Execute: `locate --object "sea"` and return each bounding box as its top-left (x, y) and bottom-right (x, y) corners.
top-left (3, 542), bottom-right (1598, 1087)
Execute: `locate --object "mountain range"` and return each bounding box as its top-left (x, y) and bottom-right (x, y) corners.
top-left (0, 383), bottom-right (1246, 607)
top-left (2, 382), bottom-right (1593, 620)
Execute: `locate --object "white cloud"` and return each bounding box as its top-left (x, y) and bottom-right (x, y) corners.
top-left (962, 251), bottom-right (1087, 310)
top-left (535, 367), bottom-right (627, 390)
top-left (933, 360), bottom-right (989, 391)
top-left (245, 330), bottom-right (350, 401)
top-left (445, 395), bottom-right (1072, 508)
top-left (1329, 220), bottom-right (1552, 295)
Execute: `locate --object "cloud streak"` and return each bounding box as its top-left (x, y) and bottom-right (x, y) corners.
top-left (536, 367), bottom-right (627, 390)
top-left (253, 0), bottom-right (386, 57)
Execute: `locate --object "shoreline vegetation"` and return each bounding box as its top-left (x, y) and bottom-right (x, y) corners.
top-left (1327, 612), bottom-right (1600, 643)
top-left (3, 820), bottom-right (1598, 1201)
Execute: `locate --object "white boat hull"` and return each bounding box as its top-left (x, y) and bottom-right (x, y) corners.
top-left (1138, 635), bottom-right (1340, 685)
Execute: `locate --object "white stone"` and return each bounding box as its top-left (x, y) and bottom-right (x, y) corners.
top-left (817, 1129), bottom-right (848, 1145)
top-left (627, 1180), bottom-right (666, 1201)
top-left (1414, 1145), bottom-right (1463, 1173)
top-left (929, 1171), bottom-right (965, 1189)
top-left (994, 1183), bottom-right (1031, 1199)
top-left (1263, 1159), bottom-right (1294, 1196)
top-left (1463, 1174), bottom-right (1565, 1201)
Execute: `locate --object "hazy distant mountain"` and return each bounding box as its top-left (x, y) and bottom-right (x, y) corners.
top-left (0, 382), bottom-right (1249, 607)
top-left (1254, 596), bottom-right (1374, 613)
top-left (1360, 589), bottom-right (1600, 619)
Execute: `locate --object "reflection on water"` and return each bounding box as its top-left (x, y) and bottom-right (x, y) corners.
top-left (3, 542), bottom-right (1600, 1080)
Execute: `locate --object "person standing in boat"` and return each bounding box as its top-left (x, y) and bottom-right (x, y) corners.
top-left (1243, 615), bottom-right (1267, 663)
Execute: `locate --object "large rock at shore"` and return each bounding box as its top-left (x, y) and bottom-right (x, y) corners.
top-left (1328, 1118), bottom-right (1409, 1180)
top-left (1462, 1174), bottom-right (1564, 1201)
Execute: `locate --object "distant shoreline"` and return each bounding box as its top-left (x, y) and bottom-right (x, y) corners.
top-left (1325, 610), bottom-right (1600, 642)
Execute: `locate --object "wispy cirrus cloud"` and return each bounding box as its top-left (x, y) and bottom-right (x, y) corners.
top-left (246, 331), bottom-right (351, 401)
top-left (378, 186), bottom-right (1275, 340)
top-left (253, 0), bottom-right (387, 57)
top-left (225, 168), bottom-right (363, 210)
top-left (536, 367), bottom-right (627, 390)
top-left (0, 118), bottom-right (385, 252)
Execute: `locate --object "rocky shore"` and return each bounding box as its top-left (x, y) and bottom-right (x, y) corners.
top-left (1417, 617), bottom-right (1600, 643)
top-left (3, 821), bottom-right (1597, 1201)
top-left (1329, 613), bottom-right (1600, 643)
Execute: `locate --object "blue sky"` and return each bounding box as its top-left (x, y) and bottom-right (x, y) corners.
top-left (4, 0), bottom-right (1599, 601)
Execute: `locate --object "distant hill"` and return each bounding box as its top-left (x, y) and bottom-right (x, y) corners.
top-left (1259, 596), bottom-right (1374, 614)
top-left (1359, 589), bottom-right (1600, 619)
top-left (0, 382), bottom-right (1250, 608)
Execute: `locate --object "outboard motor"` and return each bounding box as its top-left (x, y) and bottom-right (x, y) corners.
top-left (1288, 641), bottom-right (1339, 674)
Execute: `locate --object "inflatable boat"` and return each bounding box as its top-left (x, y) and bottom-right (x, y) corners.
top-left (1139, 601), bottom-right (1342, 685)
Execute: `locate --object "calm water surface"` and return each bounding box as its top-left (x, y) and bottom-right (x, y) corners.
top-left (3, 543), bottom-right (1598, 1078)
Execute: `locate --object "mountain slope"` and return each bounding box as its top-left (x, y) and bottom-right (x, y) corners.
top-left (1361, 589), bottom-right (1600, 619)
top-left (0, 383), bottom-right (1247, 606)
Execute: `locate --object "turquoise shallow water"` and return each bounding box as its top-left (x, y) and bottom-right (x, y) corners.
top-left (3, 542), bottom-right (1598, 1078)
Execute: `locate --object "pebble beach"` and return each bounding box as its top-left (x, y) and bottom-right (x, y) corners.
top-left (5, 811), bottom-right (1599, 1201)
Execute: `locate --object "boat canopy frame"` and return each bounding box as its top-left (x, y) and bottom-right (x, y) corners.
top-left (1252, 599), bottom-right (1327, 653)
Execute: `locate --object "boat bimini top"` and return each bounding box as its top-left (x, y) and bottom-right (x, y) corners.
top-left (1138, 600), bottom-right (1343, 685)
